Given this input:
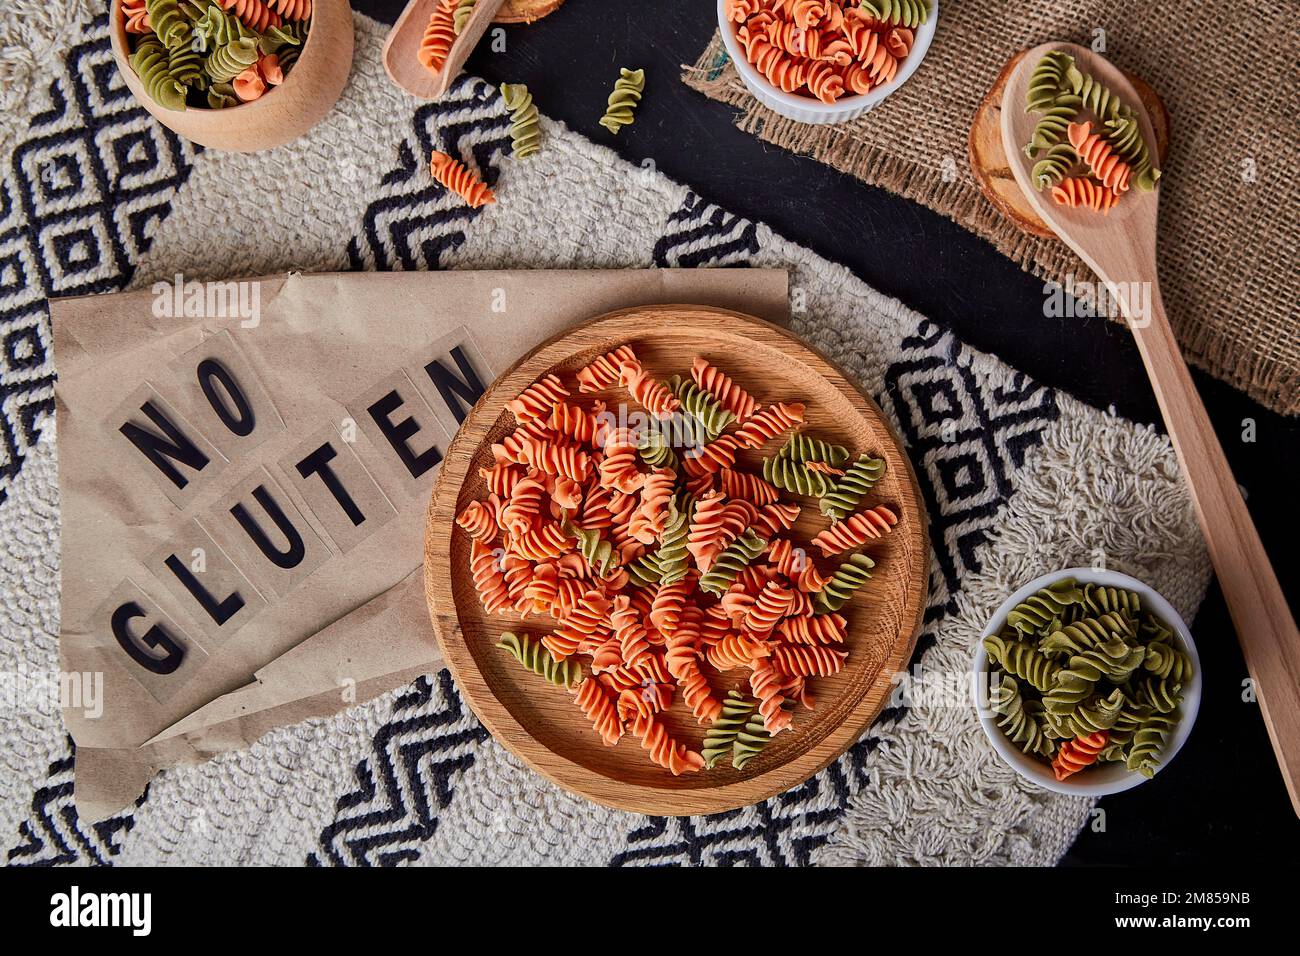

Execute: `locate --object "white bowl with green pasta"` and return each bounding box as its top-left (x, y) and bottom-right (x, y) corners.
top-left (972, 568), bottom-right (1201, 797)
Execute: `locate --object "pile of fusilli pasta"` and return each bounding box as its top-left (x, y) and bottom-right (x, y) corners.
top-left (457, 345), bottom-right (897, 775)
top-left (983, 577), bottom-right (1193, 781)
top-left (1022, 51), bottom-right (1162, 214)
top-left (123, 0), bottom-right (311, 111)
top-left (724, 0), bottom-right (930, 104)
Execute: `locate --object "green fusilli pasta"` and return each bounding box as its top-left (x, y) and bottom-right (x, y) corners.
top-left (779, 433), bottom-right (850, 468)
top-left (1126, 711), bottom-right (1175, 777)
top-left (500, 83), bottom-right (541, 159)
top-left (1031, 142), bottom-right (1076, 191)
top-left (625, 551), bottom-right (663, 588)
top-left (1142, 639), bottom-right (1193, 683)
top-left (989, 673), bottom-right (1053, 756)
top-left (702, 691), bottom-right (753, 769)
top-left (818, 453), bottom-right (886, 520)
top-left (1005, 577), bottom-right (1084, 635)
top-left (815, 552), bottom-right (875, 614)
top-left (498, 632), bottom-right (581, 689)
top-left (1065, 635), bottom-right (1145, 683)
top-left (147, 0), bottom-right (193, 51)
top-left (130, 37), bottom-right (188, 112)
top-left (1024, 95), bottom-right (1082, 158)
top-left (453, 0), bottom-right (476, 34)
top-left (206, 37), bottom-right (259, 83)
top-left (563, 520), bottom-right (615, 578)
top-left (637, 430), bottom-right (678, 470)
top-left (984, 633), bottom-right (1061, 693)
top-left (1075, 583), bottom-right (1142, 619)
top-left (1040, 612), bottom-right (1137, 656)
top-left (699, 529), bottom-right (768, 596)
top-left (732, 709), bottom-right (773, 770)
top-left (598, 67), bottom-right (644, 135)
top-left (1133, 676), bottom-right (1183, 714)
top-left (655, 497), bottom-right (691, 586)
top-left (1024, 50), bottom-right (1074, 113)
top-left (1041, 687), bottom-right (1125, 738)
top-left (859, 0), bottom-right (930, 28)
top-left (669, 375), bottom-right (734, 441)
top-left (762, 455), bottom-right (833, 497)
top-left (206, 81), bottom-right (238, 109)
top-left (1103, 113), bottom-right (1161, 191)
top-left (1066, 64), bottom-right (1126, 121)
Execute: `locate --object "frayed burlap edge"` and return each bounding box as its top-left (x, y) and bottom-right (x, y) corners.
top-left (682, 35), bottom-right (1299, 417)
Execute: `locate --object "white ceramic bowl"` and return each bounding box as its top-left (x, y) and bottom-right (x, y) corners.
top-left (716, 0), bottom-right (939, 124)
top-left (971, 567), bottom-right (1201, 797)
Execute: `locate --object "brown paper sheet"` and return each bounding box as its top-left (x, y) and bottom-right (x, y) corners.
top-left (53, 269), bottom-right (789, 822)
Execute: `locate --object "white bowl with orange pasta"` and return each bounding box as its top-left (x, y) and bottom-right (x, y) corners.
top-left (717, 0), bottom-right (938, 125)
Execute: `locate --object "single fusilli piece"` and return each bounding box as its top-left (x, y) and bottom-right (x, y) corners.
top-left (989, 673), bottom-right (1053, 757)
top-left (811, 505), bottom-right (897, 556)
top-left (130, 36), bottom-right (188, 111)
top-left (815, 552), bottom-right (874, 614)
top-left (1005, 577), bottom-right (1083, 634)
top-left (599, 67), bottom-right (645, 135)
top-left (982, 633), bottom-right (1060, 693)
top-left (819, 453), bottom-right (886, 520)
top-left (1052, 730), bottom-right (1108, 780)
top-left (417, 0), bottom-right (457, 75)
top-left (500, 83), bottom-right (541, 159)
top-left (1068, 121), bottom-right (1132, 194)
top-left (430, 150), bottom-right (496, 208)
top-left (498, 632), bottom-right (581, 689)
top-left (699, 530), bottom-right (768, 596)
top-left (762, 455), bottom-right (833, 497)
top-left (702, 691), bottom-right (753, 769)
top-left (859, 0), bottom-right (929, 28)
top-left (453, 0), bottom-right (476, 34)
top-left (1051, 176), bottom-right (1120, 214)
top-left (1024, 50), bottom-right (1074, 113)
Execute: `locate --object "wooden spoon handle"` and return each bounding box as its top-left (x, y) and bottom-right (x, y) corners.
top-left (1131, 286), bottom-right (1300, 814)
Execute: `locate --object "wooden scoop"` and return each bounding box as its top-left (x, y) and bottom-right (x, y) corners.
top-left (1002, 42), bottom-right (1300, 815)
top-left (383, 0), bottom-right (509, 100)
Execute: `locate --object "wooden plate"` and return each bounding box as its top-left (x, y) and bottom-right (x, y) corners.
top-left (424, 305), bottom-right (930, 815)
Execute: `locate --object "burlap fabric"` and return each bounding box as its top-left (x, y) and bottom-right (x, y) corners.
top-left (684, 1), bottom-right (1299, 416)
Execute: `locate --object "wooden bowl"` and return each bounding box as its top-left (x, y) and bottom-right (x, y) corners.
top-left (424, 305), bottom-right (931, 815)
top-left (108, 0), bottom-right (355, 152)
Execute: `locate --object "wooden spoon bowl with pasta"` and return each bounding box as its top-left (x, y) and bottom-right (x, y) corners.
top-left (424, 306), bottom-right (930, 814)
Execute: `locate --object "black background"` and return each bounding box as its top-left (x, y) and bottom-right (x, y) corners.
top-left (354, 0), bottom-right (1298, 863)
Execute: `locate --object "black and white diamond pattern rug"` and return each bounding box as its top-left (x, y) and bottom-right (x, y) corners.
top-left (0, 12), bottom-right (1212, 866)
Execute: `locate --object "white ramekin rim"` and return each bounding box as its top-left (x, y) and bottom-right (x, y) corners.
top-left (971, 567), bottom-right (1202, 797)
top-left (716, 0), bottom-right (940, 124)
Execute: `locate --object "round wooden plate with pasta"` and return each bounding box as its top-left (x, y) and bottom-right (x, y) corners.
top-left (424, 305), bottom-right (929, 814)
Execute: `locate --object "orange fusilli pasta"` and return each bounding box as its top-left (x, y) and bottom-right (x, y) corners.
top-left (429, 150), bottom-right (496, 208)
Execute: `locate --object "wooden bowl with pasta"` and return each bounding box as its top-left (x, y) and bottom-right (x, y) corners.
top-left (108, 0), bottom-right (354, 152)
top-left (424, 306), bottom-right (930, 815)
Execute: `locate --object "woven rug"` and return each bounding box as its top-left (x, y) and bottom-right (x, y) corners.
top-left (0, 11), bottom-right (1211, 866)
top-left (684, 1), bottom-right (1300, 417)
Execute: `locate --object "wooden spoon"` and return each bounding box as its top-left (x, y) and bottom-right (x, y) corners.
top-left (1002, 41), bottom-right (1300, 815)
top-left (384, 0), bottom-right (508, 101)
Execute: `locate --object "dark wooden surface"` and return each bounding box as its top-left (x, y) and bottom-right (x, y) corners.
top-left (353, 0), bottom-right (1300, 863)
